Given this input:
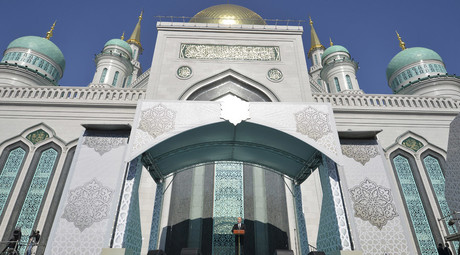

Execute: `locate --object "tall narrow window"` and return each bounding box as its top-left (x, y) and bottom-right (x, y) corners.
top-left (127, 75), bottom-right (132, 86)
top-left (334, 77), bottom-right (341, 92)
top-left (422, 154), bottom-right (459, 252)
top-left (392, 154), bottom-right (438, 254)
top-left (15, 147), bottom-right (59, 254)
top-left (112, 71), bottom-right (119, 86)
top-left (100, 68), bottom-right (108, 83)
top-left (314, 55), bottom-right (318, 65)
top-left (0, 146), bottom-right (27, 218)
top-left (346, 75), bottom-right (353, 89)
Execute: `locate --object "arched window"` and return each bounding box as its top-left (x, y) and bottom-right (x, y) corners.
top-left (122, 77), bottom-right (127, 88)
top-left (334, 77), bottom-right (341, 92)
top-left (346, 75), bottom-right (353, 89)
top-left (100, 68), bottom-right (108, 83)
top-left (112, 71), bottom-right (119, 86)
top-left (421, 152), bottom-right (458, 251)
top-left (5, 144), bottom-right (61, 254)
top-left (0, 143), bottom-right (28, 221)
top-left (391, 151), bottom-right (439, 254)
top-left (126, 75), bottom-right (132, 86)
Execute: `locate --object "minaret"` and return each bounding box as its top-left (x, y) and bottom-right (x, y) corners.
top-left (307, 17), bottom-right (325, 90)
top-left (320, 38), bottom-right (360, 93)
top-left (126, 10), bottom-right (143, 84)
top-left (89, 33), bottom-right (134, 88)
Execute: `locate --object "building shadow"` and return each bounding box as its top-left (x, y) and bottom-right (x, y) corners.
top-left (163, 218), bottom-right (289, 255)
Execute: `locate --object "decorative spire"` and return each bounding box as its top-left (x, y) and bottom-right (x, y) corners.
top-left (329, 37), bottom-right (333, 46)
top-left (396, 31), bottom-right (406, 51)
top-left (45, 21), bottom-right (56, 40)
top-left (308, 16), bottom-right (325, 57)
top-left (127, 10), bottom-right (143, 49)
top-left (121, 32), bottom-right (125, 40)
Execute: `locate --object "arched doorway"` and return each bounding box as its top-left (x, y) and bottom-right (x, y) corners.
top-left (126, 100), bottom-right (343, 254)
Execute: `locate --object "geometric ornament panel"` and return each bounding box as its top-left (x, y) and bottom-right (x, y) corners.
top-left (15, 148), bottom-right (58, 254)
top-left (212, 162), bottom-right (244, 255)
top-left (392, 155), bottom-right (437, 255)
top-left (349, 178), bottom-right (398, 229)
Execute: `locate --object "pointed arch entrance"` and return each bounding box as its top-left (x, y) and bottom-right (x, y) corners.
top-left (126, 100), bottom-right (344, 254)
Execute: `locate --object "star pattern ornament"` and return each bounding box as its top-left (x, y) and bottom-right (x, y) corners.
top-left (341, 143), bottom-right (379, 165)
top-left (295, 107), bottom-right (332, 141)
top-left (83, 136), bottom-right (125, 155)
top-left (138, 104), bottom-right (176, 138)
top-left (349, 178), bottom-right (398, 229)
top-left (62, 179), bottom-right (113, 231)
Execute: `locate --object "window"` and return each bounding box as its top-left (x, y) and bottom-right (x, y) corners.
top-left (27, 55), bottom-right (33, 63)
top-left (43, 62), bottom-right (49, 72)
top-left (0, 145), bottom-right (27, 218)
top-left (429, 64), bottom-right (435, 72)
top-left (406, 70), bottom-right (413, 78)
top-left (424, 64), bottom-right (429, 73)
top-left (346, 75), bottom-right (353, 89)
top-left (334, 77), bottom-right (341, 92)
top-left (99, 68), bottom-right (108, 83)
top-left (112, 71), bottom-right (119, 86)
top-left (314, 55), bottom-right (318, 65)
top-left (401, 72), bottom-right (407, 80)
top-left (421, 153), bottom-right (459, 244)
top-left (15, 53), bottom-right (21, 61)
top-left (32, 56), bottom-right (38, 65)
top-left (126, 75), bottom-right (132, 86)
top-left (418, 66), bottom-right (424, 74)
top-left (20, 53), bottom-right (27, 62)
top-left (38, 59), bottom-right (44, 68)
top-left (412, 67), bottom-right (419, 75)
top-left (391, 152), bottom-right (440, 254)
top-left (13, 147), bottom-right (59, 253)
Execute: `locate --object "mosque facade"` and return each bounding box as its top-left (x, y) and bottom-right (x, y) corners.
top-left (0, 4), bottom-right (459, 255)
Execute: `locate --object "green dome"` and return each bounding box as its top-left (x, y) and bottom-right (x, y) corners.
top-left (7, 36), bottom-right (65, 71)
top-left (104, 39), bottom-right (133, 57)
top-left (386, 47), bottom-right (443, 80)
top-left (321, 45), bottom-right (349, 61)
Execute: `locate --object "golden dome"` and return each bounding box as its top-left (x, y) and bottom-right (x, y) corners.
top-left (190, 4), bottom-right (266, 25)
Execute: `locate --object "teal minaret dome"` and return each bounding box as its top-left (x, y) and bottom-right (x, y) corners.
top-left (6, 36), bottom-right (66, 71)
top-left (320, 40), bottom-right (360, 93)
top-left (90, 33), bottom-right (134, 88)
top-left (0, 22), bottom-right (65, 85)
top-left (387, 45), bottom-right (446, 93)
top-left (104, 39), bottom-right (133, 58)
top-left (321, 45), bottom-right (349, 62)
top-left (386, 47), bottom-right (444, 81)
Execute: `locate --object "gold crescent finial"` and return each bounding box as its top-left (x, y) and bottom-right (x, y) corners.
top-left (121, 31), bottom-right (125, 40)
top-left (396, 30), bottom-right (406, 51)
top-left (139, 10), bottom-right (143, 21)
top-left (309, 16), bottom-right (313, 26)
top-left (329, 37), bottom-right (333, 46)
top-left (45, 21), bottom-right (56, 40)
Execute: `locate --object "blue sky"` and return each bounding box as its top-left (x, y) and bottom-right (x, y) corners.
top-left (1, 0), bottom-right (458, 95)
